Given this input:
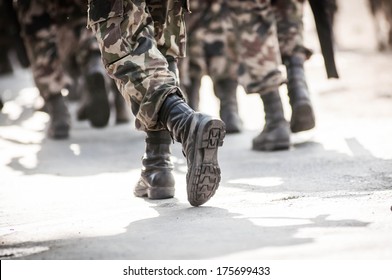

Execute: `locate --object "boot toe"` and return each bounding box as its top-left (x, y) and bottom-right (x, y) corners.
top-left (252, 122), bottom-right (290, 151)
top-left (290, 102), bottom-right (316, 133)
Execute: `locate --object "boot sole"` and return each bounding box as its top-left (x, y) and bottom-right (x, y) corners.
top-left (187, 116), bottom-right (225, 206)
top-left (85, 72), bottom-right (110, 128)
top-left (291, 102), bottom-right (315, 133)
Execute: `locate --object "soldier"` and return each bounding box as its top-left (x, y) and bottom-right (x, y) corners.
top-left (54, 0), bottom-right (130, 125)
top-left (226, 0), bottom-right (291, 151)
top-left (15, 0), bottom-right (118, 138)
top-left (87, 0), bottom-right (226, 207)
top-left (272, 0), bottom-right (316, 134)
top-left (179, 0), bottom-right (243, 134)
top-left (181, 0), bottom-right (291, 150)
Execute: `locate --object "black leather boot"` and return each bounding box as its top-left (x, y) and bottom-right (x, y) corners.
top-left (214, 78), bottom-right (243, 134)
top-left (134, 130), bottom-right (175, 199)
top-left (46, 94), bottom-right (70, 139)
top-left (159, 93), bottom-right (226, 206)
top-left (78, 52), bottom-right (110, 128)
top-left (284, 55), bottom-right (316, 133)
top-left (252, 90), bottom-right (290, 151)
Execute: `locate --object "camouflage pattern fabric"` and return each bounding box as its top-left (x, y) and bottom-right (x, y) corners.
top-left (87, 0), bottom-right (187, 131)
top-left (272, 0), bottom-right (312, 59)
top-left (16, 0), bottom-right (100, 100)
top-left (182, 0), bottom-right (285, 96)
top-left (179, 0), bottom-right (238, 89)
top-left (55, 0), bottom-right (100, 74)
top-left (16, 0), bottom-right (70, 100)
top-left (226, 0), bottom-right (285, 95)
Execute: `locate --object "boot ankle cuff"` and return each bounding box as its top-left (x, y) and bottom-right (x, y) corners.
top-left (146, 130), bottom-right (172, 144)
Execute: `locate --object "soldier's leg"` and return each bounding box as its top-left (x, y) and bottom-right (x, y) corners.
top-left (206, 1), bottom-right (243, 134)
top-left (273, 0), bottom-right (315, 133)
top-left (228, 0), bottom-right (290, 150)
top-left (179, 0), bottom-right (211, 111)
top-left (88, 0), bottom-right (225, 206)
top-left (55, 0), bottom-right (111, 128)
top-left (16, 0), bottom-right (70, 139)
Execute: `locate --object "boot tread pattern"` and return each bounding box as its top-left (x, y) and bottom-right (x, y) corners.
top-left (188, 118), bottom-right (225, 207)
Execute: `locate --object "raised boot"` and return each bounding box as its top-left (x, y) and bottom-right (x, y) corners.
top-left (78, 52), bottom-right (110, 128)
top-left (134, 130), bottom-right (175, 199)
top-left (252, 90), bottom-right (290, 151)
top-left (214, 78), bottom-right (243, 134)
top-left (284, 55), bottom-right (316, 133)
top-left (46, 94), bottom-right (70, 139)
top-left (159, 93), bottom-right (226, 206)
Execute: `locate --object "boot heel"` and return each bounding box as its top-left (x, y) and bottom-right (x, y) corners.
top-left (200, 119), bottom-right (226, 149)
top-left (148, 186), bottom-right (175, 199)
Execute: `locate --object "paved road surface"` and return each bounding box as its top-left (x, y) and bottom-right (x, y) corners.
top-left (1, 0), bottom-right (392, 260)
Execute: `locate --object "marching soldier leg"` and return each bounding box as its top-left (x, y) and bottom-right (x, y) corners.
top-left (88, 0), bottom-right (226, 206)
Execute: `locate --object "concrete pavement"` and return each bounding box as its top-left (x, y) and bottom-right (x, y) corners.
top-left (1, 0), bottom-right (392, 260)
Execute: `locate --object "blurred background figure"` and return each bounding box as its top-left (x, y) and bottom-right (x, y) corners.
top-left (16, 0), bottom-right (72, 139)
top-left (0, 0), bottom-right (30, 75)
top-left (272, 0), bottom-right (316, 134)
top-left (53, 0), bottom-right (130, 125)
top-left (368, 0), bottom-right (392, 51)
top-left (179, 0), bottom-right (243, 134)
top-left (224, 0), bottom-right (291, 151)
top-left (0, 0), bottom-right (30, 111)
top-left (12, 0), bottom-right (130, 139)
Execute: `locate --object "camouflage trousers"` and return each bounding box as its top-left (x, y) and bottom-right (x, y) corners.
top-left (16, 0), bottom-right (99, 100)
top-left (181, 0), bottom-right (285, 96)
top-left (272, 0), bottom-right (312, 59)
top-left (87, 0), bottom-right (187, 131)
top-left (179, 0), bottom-right (238, 89)
top-left (226, 0), bottom-right (284, 95)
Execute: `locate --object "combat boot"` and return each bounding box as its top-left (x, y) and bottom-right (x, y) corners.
top-left (79, 52), bottom-right (110, 128)
top-left (252, 90), bottom-right (290, 151)
top-left (134, 130), bottom-right (175, 199)
top-left (284, 55), bottom-right (316, 133)
top-left (46, 94), bottom-right (70, 139)
top-left (159, 93), bottom-right (225, 206)
top-left (214, 78), bottom-right (243, 134)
